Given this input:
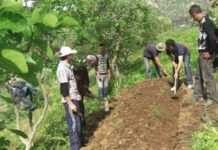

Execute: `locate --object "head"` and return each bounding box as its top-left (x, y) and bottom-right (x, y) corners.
top-left (85, 55), bottom-right (97, 66)
top-left (156, 43), bottom-right (166, 53)
top-left (60, 55), bottom-right (73, 62)
top-left (165, 39), bottom-right (176, 52)
top-left (189, 4), bottom-right (204, 22)
top-left (59, 46), bottom-right (77, 62)
top-left (99, 43), bottom-right (107, 55)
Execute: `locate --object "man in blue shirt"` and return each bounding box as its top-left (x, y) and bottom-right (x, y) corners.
top-left (144, 43), bottom-right (168, 79)
top-left (165, 39), bottom-right (193, 91)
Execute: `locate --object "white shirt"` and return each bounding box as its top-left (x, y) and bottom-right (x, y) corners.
top-left (56, 61), bottom-right (81, 103)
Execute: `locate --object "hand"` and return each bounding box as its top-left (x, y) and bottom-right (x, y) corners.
top-left (68, 101), bottom-right (77, 112)
top-left (162, 69), bottom-right (168, 77)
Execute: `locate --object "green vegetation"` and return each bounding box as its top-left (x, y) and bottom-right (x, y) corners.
top-left (1, 0), bottom-right (218, 150)
top-left (192, 124), bottom-right (218, 150)
top-left (0, 0), bottom-right (169, 149)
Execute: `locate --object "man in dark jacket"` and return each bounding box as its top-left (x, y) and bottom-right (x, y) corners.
top-left (189, 4), bottom-right (217, 105)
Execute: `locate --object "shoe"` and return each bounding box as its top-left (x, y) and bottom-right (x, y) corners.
top-left (192, 97), bottom-right (204, 103)
top-left (170, 86), bottom-right (176, 91)
top-left (201, 112), bottom-right (211, 123)
top-left (205, 99), bottom-right (213, 107)
top-left (104, 100), bottom-right (110, 112)
top-left (187, 84), bottom-right (193, 89)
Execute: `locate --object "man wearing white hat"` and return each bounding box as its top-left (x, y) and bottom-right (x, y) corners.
top-left (144, 42), bottom-right (168, 79)
top-left (56, 46), bottom-right (82, 150)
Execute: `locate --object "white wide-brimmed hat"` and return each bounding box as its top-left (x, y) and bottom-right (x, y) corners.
top-left (59, 46), bottom-right (77, 57)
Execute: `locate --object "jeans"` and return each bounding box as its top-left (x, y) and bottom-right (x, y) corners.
top-left (144, 57), bottom-right (161, 79)
top-left (64, 100), bottom-right (81, 150)
top-left (193, 56), bottom-right (217, 101)
top-left (97, 75), bottom-right (109, 98)
top-left (184, 54), bottom-right (193, 85)
top-left (79, 99), bottom-right (86, 145)
top-left (172, 54), bottom-right (193, 86)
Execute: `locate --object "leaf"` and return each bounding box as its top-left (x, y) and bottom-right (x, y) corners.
top-left (0, 12), bottom-right (27, 33)
top-left (31, 8), bottom-right (42, 24)
top-left (1, 49), bottom-right (29, 74)
top-left (0, 120), bottom-right (6, 131)
top-left (42, 13), bottom-right (58, 28)
top-left (46, 46), bottom-right (54, 60)
top-left (61, 16), bottom-right (79, 27)
top-left (26, 55), bottom-right (37, 65)
top-left (0, 136), bottom-right (10, 149)
top-left (8, 129), bottom-right (28, 139)
top-left (1, 0), bottom-right (23, 9)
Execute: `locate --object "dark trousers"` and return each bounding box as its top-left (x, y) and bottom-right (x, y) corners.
top-left (79, 99), bottom-right (86, 145)
top-left (173, 54), bottom-right (193, 85)
top-left (64, 100), bottom-right (81, 150)
top-left (144, 57), bottom-right (161, 79)
top-left (184, 54), bottom-right (193, 85)
top-left (193, 56), bottom-right (217, 101)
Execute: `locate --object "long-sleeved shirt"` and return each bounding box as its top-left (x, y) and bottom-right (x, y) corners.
top-left (198, 15), bottom-right (217, 54)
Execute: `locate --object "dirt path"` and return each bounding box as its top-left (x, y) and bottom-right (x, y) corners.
top-left (84, 80), bottom-right (206, 150)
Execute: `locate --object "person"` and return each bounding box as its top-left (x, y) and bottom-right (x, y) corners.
top-left (189, 4), bottom-right (218, 105)
top-left (73, 64), bottom-right (95, 145)
top-left (7, 77), bottom-right (37, 127)
top-left (56, 46), bottom-right (82, 150)
top-left (86, 43), bottom-right (112, 112)
top-left (143, 42), bottom-right (168, 79)
top-left (7, 77), bottom-right (36, 111)
top-left (165, 39), bottom-right (193, 91)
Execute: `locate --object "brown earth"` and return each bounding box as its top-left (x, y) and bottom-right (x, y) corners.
top-left (84, 80), bottom-right (216, 150)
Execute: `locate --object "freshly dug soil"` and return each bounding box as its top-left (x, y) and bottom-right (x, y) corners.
top-left (84, 80), bottom-right (208, 150)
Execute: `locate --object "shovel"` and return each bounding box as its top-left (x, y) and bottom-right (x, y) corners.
top-left (171, 75), bottom-right (178, 99)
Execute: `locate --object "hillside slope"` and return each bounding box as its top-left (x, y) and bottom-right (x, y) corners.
top-left (84, 80), bottom-right (212, 150)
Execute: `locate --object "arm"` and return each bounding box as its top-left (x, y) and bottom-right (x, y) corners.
top-left (205, 19), bottom-right (217, 54)
top-left (58, 70), bottom-right (77, 112)
top-left (60, 83), bottom-right (77, 112)
top-left (174, 56), bottom-right (183, 78)
top-left (154, 56), bottom-right (168, 76)
top-left (107, 59), bottom-right (112, 79)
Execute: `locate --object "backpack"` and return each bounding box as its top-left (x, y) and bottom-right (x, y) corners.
top-left (9, 81), bottom-right (35, 111)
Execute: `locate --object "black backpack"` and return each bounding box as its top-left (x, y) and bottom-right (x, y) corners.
top-left (9, 81), bottom-right (35, 111)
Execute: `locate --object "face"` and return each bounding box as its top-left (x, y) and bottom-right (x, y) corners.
top-left (167, 45), bottom-right (174, 51)
top-left (67, 54), bottom-right (73, 62)
top-left (100, 46), bottom-right (106, 54)
top-left (190, 12), bottom-right (202, 22)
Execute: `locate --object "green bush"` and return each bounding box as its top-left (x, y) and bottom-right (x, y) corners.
top-left (192, 124), bottom-right (218, 150)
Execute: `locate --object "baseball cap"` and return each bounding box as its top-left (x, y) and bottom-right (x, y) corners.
top-left (156, 43), bottom-right (166, 52)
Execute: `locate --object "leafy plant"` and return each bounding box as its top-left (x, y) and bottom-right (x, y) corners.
top-left (192, 124), bottom-right (218, 150)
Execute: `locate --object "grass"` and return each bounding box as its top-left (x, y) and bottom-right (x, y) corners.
top-left (192, 124), bottom-right (218, 150)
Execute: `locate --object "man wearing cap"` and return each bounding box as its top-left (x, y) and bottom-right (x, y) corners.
top-left (56, 46), bottom-right (82, 150)
top-left (144, 42), bottom-right (168, 79)
top-left (165, 39), bottom-right (193, 90)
